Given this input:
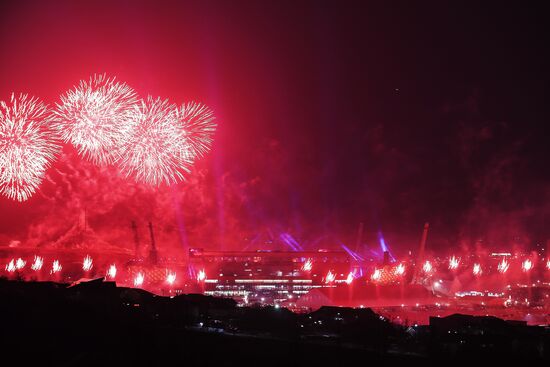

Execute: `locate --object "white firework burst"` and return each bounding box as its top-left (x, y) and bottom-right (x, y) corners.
top-left (174, 102), bottom-right (216, 158)
top-left (0, 93), bottom-right (60, 201)
top-left (118, 96), bottom-right (195, 186)
top-left (53, 74), bottom-right (138, 165)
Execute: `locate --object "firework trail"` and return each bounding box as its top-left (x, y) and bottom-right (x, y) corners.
top-left (394, 263), bottom-right (405, 276)
top-left (324, 270), bottom-right (336, 284)
top-left (472, 263), bottom-right (482, 276)
top-left (5, 259), bottom-right (16, 273)
top-left (448, 256), bottom-right (459, 270)
top-left (107, 264), bottom-right (117, 279)
top-left (31, 256), bottom-right (44, 271)
top-left (51, 260), bottom-right (62, 274)
top-left (197, 269), bottom-right (206, 282)
top-left (0, 93), bottom-right (60, 201)
top-left (498, 258), bottom-right (509, 274)
top-left (53, 74), bottom-right (137, 165)
top-left (422, 260), bottom-right (433, 274)
top-left (301, 258), bottom-right (313, 272)
top-left (371, 268), bottom-right (381, 282)
top-left (174, 102), bottom-right (216, 159)
top-left (134, 272), bottom-right (144, 287)
top-left (15, 258), bottom-right (26, 270)
top-left (118, 97), bottom-right (195, 186)
top-left (82, 255), bottom-right (93, 271)
top-left (345, 272), bottom-right (354, 284)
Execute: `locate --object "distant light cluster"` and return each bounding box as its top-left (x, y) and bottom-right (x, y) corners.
top-left (0, 74), bottom-right (216, 201)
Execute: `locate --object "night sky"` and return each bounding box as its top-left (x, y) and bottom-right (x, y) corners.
top-left (0, 1), bottom-right (548, 255)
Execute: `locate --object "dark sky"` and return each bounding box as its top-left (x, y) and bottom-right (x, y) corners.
top-left (0, 1), bottom-right (548, 255)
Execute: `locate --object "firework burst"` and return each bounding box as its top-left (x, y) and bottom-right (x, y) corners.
top-left (0, 93), bottom-right (59, 201)
top-left (174, 102), bottom-right (216, 158)
top-left (53, 74), bottom-right (137, 165)
top-left (118, 96), bottom-right (195, 185)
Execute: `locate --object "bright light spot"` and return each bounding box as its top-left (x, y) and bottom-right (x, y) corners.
top-left (107, 264), bottom-right (117, 279)
top-left (302, 258), bottom-right (313, 272)
top-left (472, 263), bottom-right (482, 276)
top-left (394, 263), bottom-right (405, 276)
top-left (82, 255), bottom-right (93, 271)
top-left (448, 256), bottom-right (459, 270)
top-left (134, 272), bottom-right (144, 287)
top-left (5, 259), bottom-right (16, 273)
top-left (197, 269), bottom-right (206, 282)
top-left (31, 256), bottom-right (43, 271)
top-left (546, 259), bottom-right (550, 271)
top-left (325, 270), bottom-right (336, 284)
top-left (345, 272), bottom-right (354, 285)
top-left (51, 260), bottom-right (62, 274)
top-left (371, 268), bottom-right (381, 282)
top-left (15, 258), bottom-right (26, 270)
top-left (498, 258), bottom-right (509, 274)
top-left (166, 271), bottom-right (176, 285)
top-left (522, 259), bottom-right (533, 272)
top-left (423, 261), bottom-right (433, 273)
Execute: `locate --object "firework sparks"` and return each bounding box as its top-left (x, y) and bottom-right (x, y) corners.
top-left (345, 272), bottom-right (354, 285)
top-left (166, 271), bottom-right (177, 285)
top-left (118, 96), bottom-right (195, 186)
top-left (448, 256), bottom-right (459, 270)
top-left (197, 269), bottom-right (206, 282)
top-left (394, 263), bottom-right (406, 276)
top-left (325, 270), bottom-right (336, 284)
top-left (82, 255), bottom-right (93, 271)
top-left (522, 259), bottom-right (533, 272)
top-left (107, 264), bottom-right (117, 279)
top-left (0, 93), bottom-right (60, 201)
top-left (371, 268), bottom-right (382, 282)
top-left (51, 260), bottom-right (62, 274)
top-left (498, 258), bottom-right (509, 274)
top-left (134, 272), bottom-right (144, 287)
top-left (422, 260), bottom-right (433, 274)
top-left (31, 256), bottom-right (43, 271)
top-left (53, 74), bottom-right (137, 165)
top-left (302, 258), bottom-right (313, 272)
top-left (15, 258), bottom-right (26, 270)
top-left (472, 263), bottom-right (482, 276)
top-left (173, 102), bottom-right (216, 159)
top-left (5, 259), bottom-right (16, 273)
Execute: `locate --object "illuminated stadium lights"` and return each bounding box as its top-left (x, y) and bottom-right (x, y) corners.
top-left (547, 259), bottom-right (550, 270)
top-left (371, 268), bottom-right (382, 282)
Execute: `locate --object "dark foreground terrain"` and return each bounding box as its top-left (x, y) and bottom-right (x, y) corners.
top-left (1, 278), bottom-right (548, 366)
